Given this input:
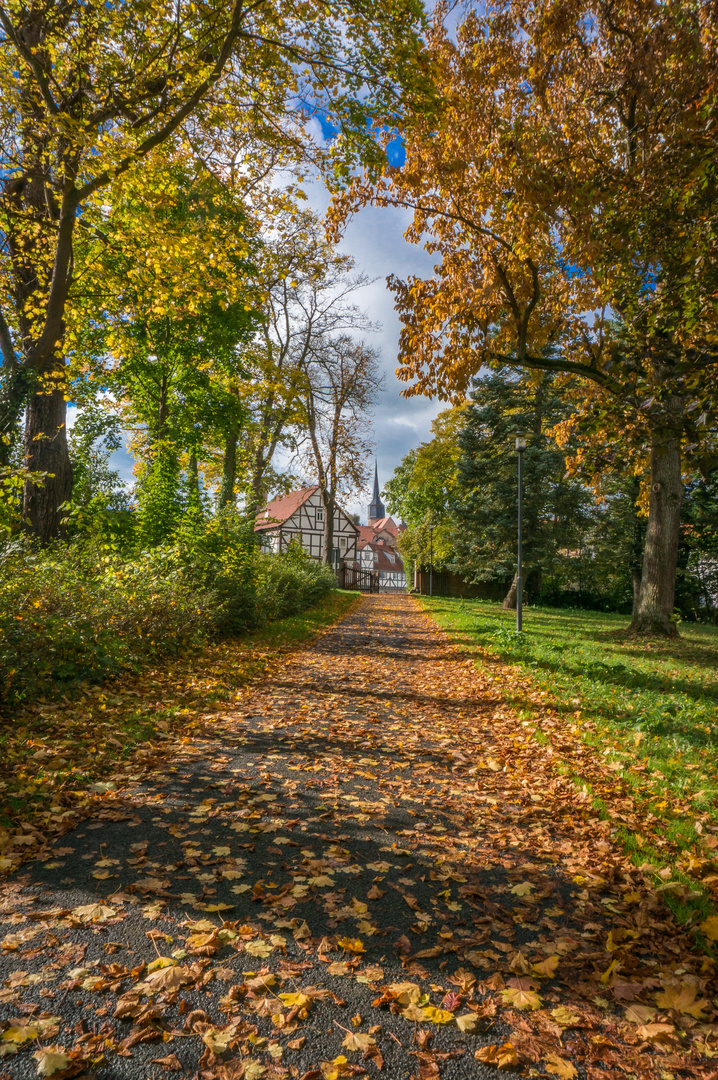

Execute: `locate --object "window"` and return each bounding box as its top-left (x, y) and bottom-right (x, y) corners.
top-left (388, 553), bottom-right (395, 563)
top-left (373, 552), bottom-right (379, 564)
top-left (316, 509), bottom-right (324, 523)
top-left (339, 536), bottom-right (347, 549)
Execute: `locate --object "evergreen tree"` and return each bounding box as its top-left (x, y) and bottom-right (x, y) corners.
top-left (453, 371), bottom-right (590, 606)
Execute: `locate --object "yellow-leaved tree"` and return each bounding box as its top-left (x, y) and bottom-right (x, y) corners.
top-left (0, 0), bottom-right (429, 540)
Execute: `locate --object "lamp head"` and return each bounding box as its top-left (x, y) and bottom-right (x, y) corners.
top-left (514, 429), bottom-right (529, 451)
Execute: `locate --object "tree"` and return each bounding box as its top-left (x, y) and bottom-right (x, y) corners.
top-left (297, 335), bottom-right (382, 563)
top-left (0, 0), bottom-right (428, 541)
top-left (453, 371), bottom-right (591, 607)
top-left (383, 406), bottom-right (465, 575)
top-left (333, 0), bottom-right (718, 635)
top-left (68, 159), bottom-right (260, 542)
top-left (244, 213), bottom-right (378, 519)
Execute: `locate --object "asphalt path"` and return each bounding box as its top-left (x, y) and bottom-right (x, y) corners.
top-left (0, 595), bottom-right (712, 1080)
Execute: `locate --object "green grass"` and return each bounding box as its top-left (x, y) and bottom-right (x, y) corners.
top-left (419, 597), bottom-right (718, 924)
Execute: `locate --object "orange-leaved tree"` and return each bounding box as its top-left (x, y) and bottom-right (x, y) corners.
top-left (332, 0), bottom-right (718, 635)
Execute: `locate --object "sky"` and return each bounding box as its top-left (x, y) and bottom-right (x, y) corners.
top-left (289, 179), bottom-right (444, 519)
top-left (69, 172), bottom-right (446, 525)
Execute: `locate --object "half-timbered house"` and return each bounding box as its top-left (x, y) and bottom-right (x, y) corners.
top-left (255, 485), bottom-right (358, 564)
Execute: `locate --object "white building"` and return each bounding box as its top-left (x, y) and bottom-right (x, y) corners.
top-left (255, 485), bottom-right (358, 564)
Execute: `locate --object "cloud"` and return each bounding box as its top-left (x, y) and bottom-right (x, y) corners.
top-left (302, 182), bottom-right (443, 518)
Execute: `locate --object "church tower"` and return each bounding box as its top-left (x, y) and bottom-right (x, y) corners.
top-left (368, 460), bottom-right (385, 524)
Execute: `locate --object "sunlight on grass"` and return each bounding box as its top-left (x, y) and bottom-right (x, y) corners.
top-left (420, 597), bottom-right (718, 923)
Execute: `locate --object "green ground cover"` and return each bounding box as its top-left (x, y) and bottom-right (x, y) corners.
top-left (420, 597), bottom-right (718, 921)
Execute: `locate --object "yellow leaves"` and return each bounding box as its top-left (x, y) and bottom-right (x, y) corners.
top-left (244, 938), bottom-right (274, 958)
top-left (474, 1043), bottom-right (519, 1068)
top-left (455, 1013), bottom-right (481, 1033)
top-left (655, 982), bottom-right (708, 1019)
top-left (532, 955), bottom-right (560, 979)
top-left (419, 1006), bottom-right (454, 1024)
top-left (501, 987), bottom-right (542, 1011)
top-left (1, 1017), bottom-right (61, 1056)
top-left (341, 1031), bottom-right (376, 1052)
top-left (278, 992), bottom-right (313, 1018)
top-left (545, 1053), bottom-right (578, 1079)
top-left (337, 936), bottom-right (365, 953)
top-left (201, 1027), bottom-right (233, 1054)
top-left (33, 1047), bottom-right (72, 1077)
top-left (321, 1056), bottom-right (355, 1079)
top-left (71, 902), bottom-right (116, 923)
top-left (550, 1006), bottom-right (581, 1027)
top-left (140, 964), bottom-right (191, 993)
top-left (700, 914), bottom-right (718, 941)
top-left (510, 881), bottom-right (532, 896)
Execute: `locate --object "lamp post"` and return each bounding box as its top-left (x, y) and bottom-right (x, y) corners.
top-left (515, 432), bottom-right (528, 632)
top-left (429, 523), bottom-right (434, 597)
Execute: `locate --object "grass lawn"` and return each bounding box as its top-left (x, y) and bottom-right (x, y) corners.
top-left (0, 590), bottom-right (358, 856)
top-left (420, 596), bottom-right (718, 922)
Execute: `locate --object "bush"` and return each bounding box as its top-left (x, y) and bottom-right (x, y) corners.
top-left (0, 519), bottom-right (336, 709)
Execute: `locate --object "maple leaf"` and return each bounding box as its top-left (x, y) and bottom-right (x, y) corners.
top-left (545, 1053), bottom-right (578, 1079)
top-left (655, 983), bottom-right (708, 1018)
top-left (244, 939), bottom-right (273, 958)
top-left (550, 1007), bottom-right (580, 1027)
top-left (33, 1048), bottom-right (72, 1077)
top-left (455, 1013), bottom-right (481, 1033)
top-left (342, 1032), bottom-right (376, 1052)
top-left (532, 955), bottom-right (559, 979)
top-left (624, 1004), bottom-right (657, 1024)
top-left (71, 903), bottom-right (116, 923)
top-left (474, 1043), bottom-right (519, 1068)
top-left (141, 964), bottom-right (191, 992)
top-left (501, 987), bottom-right (542, 1011)
top-left (337, 937), bottom-right (365, 953)
top-left (510, 882), bottom-right (532, 896)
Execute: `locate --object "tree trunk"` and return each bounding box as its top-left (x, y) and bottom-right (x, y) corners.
top-left (629, 427), bottom-right (684, 636)
top-left (502, 571), bottom-right (518, 609)
top-left (322, 493), bottom-right (336, 566)
top-left (22, 377), bottom-right (73, 542)
top-left (219, 427), bottom-right (238, 507)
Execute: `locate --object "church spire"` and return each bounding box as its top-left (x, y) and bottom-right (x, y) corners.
top-left (367, 458), bottom-right (385, 523)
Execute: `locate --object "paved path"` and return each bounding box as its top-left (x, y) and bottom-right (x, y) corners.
top-left (0, 596), bottom-right (712, 1080)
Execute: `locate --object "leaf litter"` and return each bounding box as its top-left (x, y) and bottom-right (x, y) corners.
top-left (0, 594), bottom-right (715, 1079)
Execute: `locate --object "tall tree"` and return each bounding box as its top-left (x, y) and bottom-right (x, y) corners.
top-left (245, 215), bottom-right (377, 514)
top-left (0, 0), bottom-right (427, 540)
top-left (333, 0), bottom-right (718, 635)
top-left (297, 335), bottom-right (382, 563)
top-left (453, 371), bottom-right (591, 607)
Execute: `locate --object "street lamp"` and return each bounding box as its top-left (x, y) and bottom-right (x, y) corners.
top-left (515, 432), bottom-right (528, 632)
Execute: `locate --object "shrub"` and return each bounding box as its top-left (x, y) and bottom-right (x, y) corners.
top-left (0, 520), bottom-right (336, 710)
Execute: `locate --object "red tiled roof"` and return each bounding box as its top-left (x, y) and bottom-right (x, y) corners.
top-left (370, 516), bottom-right (398, 535)
top-left (255, 486), bottom-right (318, 531)
top-left (356, 540), bottom-right (405, 573)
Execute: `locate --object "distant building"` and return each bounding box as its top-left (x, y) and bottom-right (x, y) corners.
top-left (367, 460), bottom-right (386, 524)
top-left (357, 462), bottom-right (407, 589)
top-left (255, 486), bottom-right (358, 564)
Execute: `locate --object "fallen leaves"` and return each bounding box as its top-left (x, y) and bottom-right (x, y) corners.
top-left (0, 595), bottom-right (715, 1080)
top-left (474, 1043), bottom-right (519, 1068)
